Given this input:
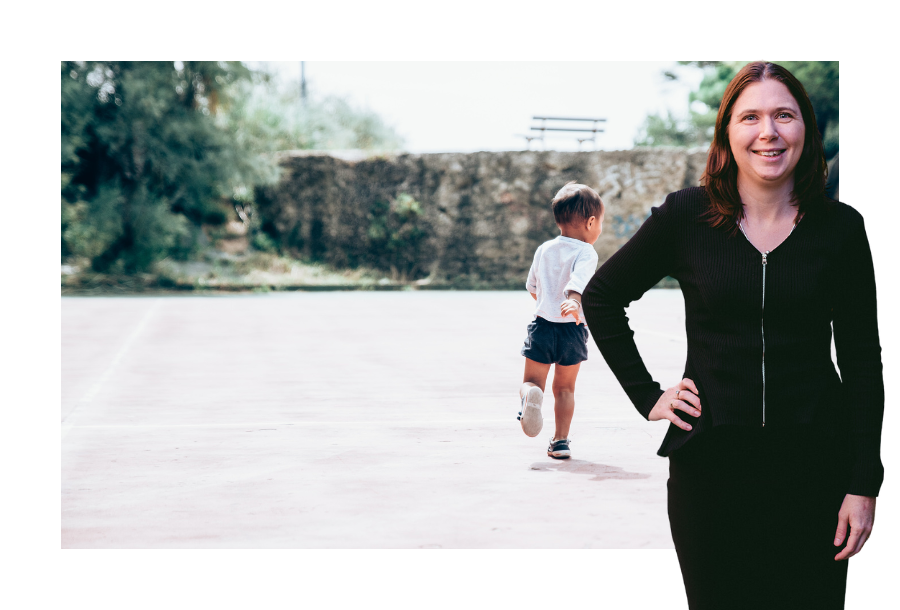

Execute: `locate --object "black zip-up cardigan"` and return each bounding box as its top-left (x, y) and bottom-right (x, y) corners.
top-left (582, 187), bottom-right (884, 497)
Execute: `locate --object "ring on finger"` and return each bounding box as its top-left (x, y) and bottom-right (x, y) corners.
top-left (675, 390), bottom-right (680, 399)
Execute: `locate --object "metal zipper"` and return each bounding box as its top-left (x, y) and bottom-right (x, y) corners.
top-left (761, 251), bottom-right (768, 427)
top-left (738, 214), bottom-right (803, 427)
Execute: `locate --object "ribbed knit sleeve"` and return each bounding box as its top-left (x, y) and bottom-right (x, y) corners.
top-left (832, 212), bottom-right (884, 497)
top-left (582, 198), bottom-right (674, 419)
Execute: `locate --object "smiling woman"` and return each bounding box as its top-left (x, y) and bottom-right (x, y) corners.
top-left (582, 61), bottom-right (884, 610)
top-left (703, 62), bottom-right (827, 233)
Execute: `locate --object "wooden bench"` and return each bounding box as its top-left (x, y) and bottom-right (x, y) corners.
top-left (522, 116), bottom-right (607, 150)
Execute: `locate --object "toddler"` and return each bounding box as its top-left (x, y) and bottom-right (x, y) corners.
top-left (518, 182), bottom-right (604, 459)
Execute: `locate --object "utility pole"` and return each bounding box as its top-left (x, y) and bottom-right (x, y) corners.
top-left (300, 61), bottom-right (307, 105)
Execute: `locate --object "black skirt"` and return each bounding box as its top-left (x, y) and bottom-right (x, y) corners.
top-left (667, 425), bottom-right (850, 610)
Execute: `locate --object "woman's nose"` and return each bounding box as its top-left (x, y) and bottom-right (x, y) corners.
top-left (758, 116), bottom-right (779, 140)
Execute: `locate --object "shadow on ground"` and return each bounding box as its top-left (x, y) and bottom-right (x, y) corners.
top-left (530, 459), bottom-right (651, 481)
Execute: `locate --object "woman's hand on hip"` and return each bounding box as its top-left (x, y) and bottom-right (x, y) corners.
top-left (834, 494), bottom-right (876, 561)
top-left (648, 378), bottom-right (701, 431)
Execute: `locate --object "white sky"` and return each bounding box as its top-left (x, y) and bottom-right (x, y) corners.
top-left (248, 61), bottom-right (703, 153)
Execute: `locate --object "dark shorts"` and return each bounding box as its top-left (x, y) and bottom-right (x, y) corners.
top-left (520, 316), bottom-right (589, 366)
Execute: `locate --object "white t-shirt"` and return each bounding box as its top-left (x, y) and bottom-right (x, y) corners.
top-left (525, 236), bottom-right (599, 323)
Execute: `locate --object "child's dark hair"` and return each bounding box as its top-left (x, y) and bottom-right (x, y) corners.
top-left (550, 182), bottom-right (604, 226)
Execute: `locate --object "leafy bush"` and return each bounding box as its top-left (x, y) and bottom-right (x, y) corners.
top-left (251, 231), bottom-right (278, 253)
top-left (365, 193), bottom-right (427, 281)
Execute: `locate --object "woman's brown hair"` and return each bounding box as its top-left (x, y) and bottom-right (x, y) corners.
top-left (701, 61), bottom-right (828, 230)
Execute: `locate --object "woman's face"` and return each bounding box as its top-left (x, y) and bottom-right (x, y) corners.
top-left (728, 79), bottom-right (806, 191)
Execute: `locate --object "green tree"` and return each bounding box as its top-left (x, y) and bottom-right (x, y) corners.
top-left (634, 109), bottom-right (705, 148)
top-left (222, 75), bottom-right (404, 153)
top-left (62, 61), bottom-right (279, 273)
top-left (62, 62), bottom-right (406, 276)
top-left (636, 61), bottom-right (839, 159)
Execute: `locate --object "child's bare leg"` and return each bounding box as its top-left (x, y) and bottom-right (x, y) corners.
top-left (551, 362), bottom-right (581, 439)
top-left (519, 358), bottom-right (551, 436)
top-left (522, 358), bottom-right (551, 394)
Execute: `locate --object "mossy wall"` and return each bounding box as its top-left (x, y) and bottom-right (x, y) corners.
top-left (255, 148), bottom-right (708, 287)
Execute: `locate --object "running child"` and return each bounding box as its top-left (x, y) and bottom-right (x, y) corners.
top-left (518, 182), bottom-right (604, 459)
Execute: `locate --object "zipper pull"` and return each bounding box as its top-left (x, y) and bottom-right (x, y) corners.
top-left (762, 251), bottom-right (768, 265)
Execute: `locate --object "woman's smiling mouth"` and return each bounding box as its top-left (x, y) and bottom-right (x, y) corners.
top-left (753, 149), bottom-right (786, 158)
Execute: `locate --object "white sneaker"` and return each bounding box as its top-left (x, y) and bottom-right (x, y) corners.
top-left (518, 385), bottom-right (543, 437)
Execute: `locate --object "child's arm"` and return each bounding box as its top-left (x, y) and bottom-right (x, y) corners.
top-left (561, 291), bottom-right (583, 324)
top-left (561, 247), bottom-right (598, 325)
top-left (526, 248), bottom-right (539, 301)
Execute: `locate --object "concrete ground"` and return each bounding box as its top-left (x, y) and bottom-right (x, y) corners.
top-left (62, 289), bottom-right (690, 548)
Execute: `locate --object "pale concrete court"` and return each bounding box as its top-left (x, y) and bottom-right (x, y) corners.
top-left (62, 289), bottom-right (689, 548)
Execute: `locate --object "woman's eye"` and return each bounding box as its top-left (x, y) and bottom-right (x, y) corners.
top-left (776, 112), bottom-right (793, 119)
top-left (741, 114), bottom-right (758, 121)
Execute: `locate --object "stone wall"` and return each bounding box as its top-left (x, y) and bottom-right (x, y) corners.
top-left (255, 148), bottom-right (708, 287)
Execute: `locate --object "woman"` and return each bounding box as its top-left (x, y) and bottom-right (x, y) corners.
top-left (582, 62), bottom-right (883, 609)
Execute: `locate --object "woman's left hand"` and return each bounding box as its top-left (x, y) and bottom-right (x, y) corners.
top-left (834, 494), bottom-right (876, 560)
